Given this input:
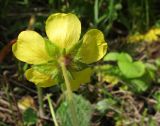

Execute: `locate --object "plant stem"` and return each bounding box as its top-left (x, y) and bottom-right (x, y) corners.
top-left (94, 0), bottom-right (99, 25)
top-left (47, 94), bottom-right (59, 126)
top-left (37, 86), bottom-right (44, 117)
top-left (145, 0), bottom-right (149, 30)
top-left (60, 62), bottom-right (79, 126)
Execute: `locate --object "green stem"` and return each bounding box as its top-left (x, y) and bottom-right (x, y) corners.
top-left (47, 94), bottom-right (59, 126)
top-left (37, 86), bottom-right (44, 117)
top-left (60, 62), bottom-right (79, 126)
top-left (61, 63), bottom-right (72, 100)
top-left (94, 0), bottom-right (99, 25)
top-left (145, 0), bottom-right (149, 30)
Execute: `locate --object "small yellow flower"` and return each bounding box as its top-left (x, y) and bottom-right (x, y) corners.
top-left (144, 28), bottom-right (160, 42)
top-left (12, 13), bottom-right (107, 90)
top-left (128, 28), bottom-right (160, 43)
top-left (127, 34), bottom-right (144, 43)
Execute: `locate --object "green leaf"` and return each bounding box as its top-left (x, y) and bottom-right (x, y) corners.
top-left (147, 117), bottom-right (158, 126)
top-left (156, 58), bottom-right (160, 67)
top-left (97, 65), bottom-right (122, 78)
top-left (117, 52), bottom-right (132, 62)
top-left (118, 61), bottom-right (145, 78)
top-left (145, 63), bottom-right (157, 71)
top-left (23, 108), bottom-right (37, 125)
top-left (130, 79), bottom-right (149, 93)
top-left (56, 94), bottom-right (93, 126)
top-left (96, 98), bottom-right (117, 113)
top-left (145, 64), bottom-right (156, 80)
top-left (154, 91), bottom-right (160, 111)
top-left (0, 122), bottom-right (10, 126)
top-left (103, 52), bottom-right (119, 61)
top-left (103, 52), bottom-right (132, 62)
top-left (45, 39), bottom-right (60, 58)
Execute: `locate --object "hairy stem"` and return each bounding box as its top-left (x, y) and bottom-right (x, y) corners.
top-left (37, 86), bottom-right (44, 117)
top-left (60, 62), bottom-right (79, 126)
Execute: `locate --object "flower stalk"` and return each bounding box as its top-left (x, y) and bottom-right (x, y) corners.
top-left (60, 60), bottom-right (79, 126)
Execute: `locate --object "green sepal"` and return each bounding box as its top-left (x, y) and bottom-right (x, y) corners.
top-left (32, 61), bottom-right (59, 79)
top-left (62, 48), bottom-right (67, 56)
top-left (67, 40), bottom-right (83, 57)
top-left (54, 70), bottom-right (64, 85)
top-left (45, 39), bottom-right (60, 58)
top-left (70, 59), bottom-right (89, 71)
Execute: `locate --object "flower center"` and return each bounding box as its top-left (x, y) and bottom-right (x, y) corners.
top-left (59, 55), bottom-right (72, 67)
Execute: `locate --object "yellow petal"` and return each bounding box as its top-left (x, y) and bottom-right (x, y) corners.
top-left (70, 68), bottom-right (92, 90)
top-left (102, 75), bottom-right (119, 85)
top-left (144, 30), bottom-right (158, 42)
top-left (25, 68), bottom-right (56, 87)
top-left (127, 34), bottom-right (144, 43)
top-left (18, 96), bottom-right (36, 111)
top-left (78, 29), bottom-right (107, 64)
top-left (45, 13), bottom-right (81, 49)
top-left (154, 28), bottom-right (160, 35)
top-left (12, 30), bottom-right (51, 64)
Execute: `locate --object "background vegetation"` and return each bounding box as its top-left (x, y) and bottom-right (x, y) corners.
top-left (1, 0), bottom-right (160, 126)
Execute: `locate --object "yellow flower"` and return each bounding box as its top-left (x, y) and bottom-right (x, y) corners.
top-left (12, 13), bottom-right (107, 90)
top-left (127, 28), bottom-right (160, 43)
top-left (144, 28), bottom-right (160, 42)
top-left (127, 34), bottom-right (144, 43)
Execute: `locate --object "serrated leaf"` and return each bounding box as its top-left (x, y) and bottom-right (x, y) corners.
top-left (118, 61), bottom-right (145, 78)
top-left (96, 98), bottom-right (117, 113)
top-left (154, 91), bottom-right (160, 111)
top-left (130, 79), bottom-right (149, 93)
top-left (146, 68), bottom-right (156, 80)
top-left (56, 94), bottom-right (93, 126)
top-left (23, 108), bottom-right (37, 125)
